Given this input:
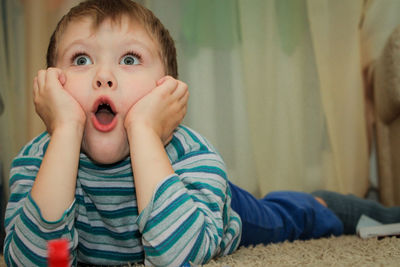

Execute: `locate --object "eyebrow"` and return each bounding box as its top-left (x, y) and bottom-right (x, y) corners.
top-left (58, 36), bottom-right (158, 62)
top-left (120, 36), bottom-right (159, 57)
top-left (58, 39), bottom-right (93, 60)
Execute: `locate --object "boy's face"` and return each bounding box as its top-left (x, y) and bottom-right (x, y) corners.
top-left (56, 16), bottom-right (165, 164)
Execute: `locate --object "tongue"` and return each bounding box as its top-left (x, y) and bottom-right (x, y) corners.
top-left (95, 110), bottom-right (114, 125)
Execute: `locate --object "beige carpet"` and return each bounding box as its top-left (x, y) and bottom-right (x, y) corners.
top-left (1, 235), bottom-right (399, 266)
top-left (206, 235), bottom-right (400, 266)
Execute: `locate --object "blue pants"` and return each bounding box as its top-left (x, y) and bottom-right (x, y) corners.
top-left (228, 182), bottom-right (343, 247)
top-left (228, 182), bottom-right (400, 247)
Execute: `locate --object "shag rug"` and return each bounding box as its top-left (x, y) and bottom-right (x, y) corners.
top-left (205, 235), bottom-right (400, 266)
top-left (1, 235), bottom-right (399, 266)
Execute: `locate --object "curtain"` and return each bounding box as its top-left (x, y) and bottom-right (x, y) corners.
top-left (0, 0), bottom-right (25, 202)
top-left (0, 0), bottom-right (78, 196)
top-left (7, 0), bottom-right (400, 201)
top-left (146, 0), bottom-right (260, 195)
top-left (0, 0), bottom-right (25, 250)
top-left (238, 0), bottom-right (399, 198)
top-left (24, 0), bottom-right (76, 140)
top-left (239, 0), bottom-right (337, 195)
top-left (148, 0), bottom-right (370, 197)
top-left (306, 0), bottom-right (369, 196)
top-left (0, 0), bottom-right (69, 198)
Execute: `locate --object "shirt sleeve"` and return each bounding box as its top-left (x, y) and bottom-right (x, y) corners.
top-left (136, 151), bottom-right (241, 267)
top-left (3, 156), bottom-right (78, 267)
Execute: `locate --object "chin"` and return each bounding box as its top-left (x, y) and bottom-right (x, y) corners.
top-left (81, 135), bottom-right (130, 165)
top-left (88, 152), bottom-right (128, 165)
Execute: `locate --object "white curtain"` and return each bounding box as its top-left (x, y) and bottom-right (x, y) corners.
top-left (6, 0), bottom-right (400, 201)
top-left (146, 0), bottom-right (260, 195)
top-left (149, 0), bottom-right (394, 197)
top-left (238, 0), bottom-right (334, 194)
top-left (151, 0), bottom-right (370, 197)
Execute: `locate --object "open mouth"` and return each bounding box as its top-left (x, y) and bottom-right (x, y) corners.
top-left (91, 97), bottom-right (118, 132)
top-left (96, 103), bottom-right (115, 125)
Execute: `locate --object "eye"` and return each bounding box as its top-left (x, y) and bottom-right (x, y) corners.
top-left (73, 54), bottom-right (92, 66)
top-left (120, 54), bottom-right (141, 65)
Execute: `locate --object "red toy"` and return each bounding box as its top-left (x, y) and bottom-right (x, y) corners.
top-left (48, 239), bottom-right (70, 267)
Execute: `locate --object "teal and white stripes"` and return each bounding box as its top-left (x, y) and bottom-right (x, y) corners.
top-left (4, 125), bottom-right (241, 266)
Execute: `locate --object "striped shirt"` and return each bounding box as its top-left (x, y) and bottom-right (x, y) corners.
top-left (4, 125), bottom-right (241, 266)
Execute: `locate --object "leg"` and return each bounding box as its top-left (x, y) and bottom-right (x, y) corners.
top-left (229, 182), bottom-right (342, 247)
top-left (311, 190), bottom-right (400, 234)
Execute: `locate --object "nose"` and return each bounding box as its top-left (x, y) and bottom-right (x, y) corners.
top-left (96, 80), bottom-right (113, 88)
top-left (93, 67), bottom-right (117, 90)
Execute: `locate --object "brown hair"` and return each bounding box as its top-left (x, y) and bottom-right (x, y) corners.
top-left (46, 0), bottom-right (178, 78)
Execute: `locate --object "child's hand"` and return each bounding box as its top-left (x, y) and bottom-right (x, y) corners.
top-left (124, 76), bottom-right (189, 145)
top-left (33, 68), bottom-right (86, 134)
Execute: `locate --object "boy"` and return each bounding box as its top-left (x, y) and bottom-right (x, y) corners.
top-left (4, 0), bottom-right (400, 266)
top-left (4, 1), bottom-right (239, 266)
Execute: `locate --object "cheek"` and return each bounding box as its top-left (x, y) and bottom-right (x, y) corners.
top-left (63, 76), bottom-right (89, 108)
top-left (120, 76), bottom-right (157, 110)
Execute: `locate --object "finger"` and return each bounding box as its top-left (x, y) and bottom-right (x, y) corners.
top-left (173, 100), bottom-right (187, 126)
top-left (179, 90), bottom-right (189, 106)
top-left (177, 103), bottom-right (187, 124)
top-left (181, 102), bottom-right (188, 118)
top-left (33, 77), bottom-right (39, 97)
top-left (156, 75), bottom-right (172, 86)
top-left (37, 70), bottom-right (47, 91)
top-left (156, 76), bottom-right (178, 95)
top-left (33, 77), bottom-right (40, 107)
top-left (172, 81), bottom-right (188, 100)
top-left (46, 68), bottom-right (64, 90)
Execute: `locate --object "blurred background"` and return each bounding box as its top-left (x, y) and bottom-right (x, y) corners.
top-left (2, 0), bottom-right (400, 248)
